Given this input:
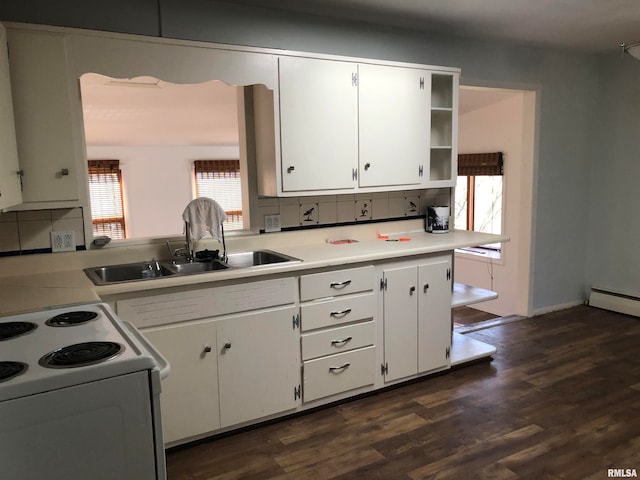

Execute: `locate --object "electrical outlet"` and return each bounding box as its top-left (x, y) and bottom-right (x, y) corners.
top-left (51, 231), bottom-right (76, 252)
top-left (264, 214), bottom-right (281, 233)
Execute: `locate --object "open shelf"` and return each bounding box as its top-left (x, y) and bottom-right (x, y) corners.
top-left (450, 331), bottom-right (497, 366)
top-left (452, 282), bottom-right (498, 307)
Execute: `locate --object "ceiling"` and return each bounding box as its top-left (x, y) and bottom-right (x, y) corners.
top-left (231, 0), bottom-right (640, 53)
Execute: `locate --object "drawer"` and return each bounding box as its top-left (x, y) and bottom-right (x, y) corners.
top-left (300, 266), bottom-right (375, 301)
top-left (301, 321), bottom-right (374, 360)
top-left (303, 346), bottom-right (376, 402)
top-left (300, 292), bottom-right (375, 331)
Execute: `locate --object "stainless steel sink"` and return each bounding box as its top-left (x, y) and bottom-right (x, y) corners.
top-left (84, 250), bottom-right (300, 285)
top-left (167, 260), bottom-right (229, 274)
top-left (85, 262), bottom-right (176, 285)
top-left (224, 250), bottom-right (300, 268)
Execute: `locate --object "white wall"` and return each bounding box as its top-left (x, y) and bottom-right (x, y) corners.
top-left (87, 145), bottom-right (240, 238)
top-left (455, 89), bottom-right (533, 317)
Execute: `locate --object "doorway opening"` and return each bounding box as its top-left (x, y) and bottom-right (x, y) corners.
top-left (453, 85), bottom-right (537, 328)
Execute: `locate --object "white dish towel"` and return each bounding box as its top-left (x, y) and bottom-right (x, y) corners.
top-left (182, 197), bottom-right (228, 242)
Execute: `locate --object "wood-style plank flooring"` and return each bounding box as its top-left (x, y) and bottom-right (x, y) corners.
top-left (166, 305), bottom-right (640, 479)
top-left (452, 306), bottom-right (499, 327)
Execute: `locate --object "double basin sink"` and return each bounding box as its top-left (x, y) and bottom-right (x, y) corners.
top-left (84, 250), bottom-right (301, 286)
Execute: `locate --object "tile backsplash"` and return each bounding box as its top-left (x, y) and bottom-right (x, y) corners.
top-left (0, 208), bottom-right (85, 255)
top-left (256, 188), bottom-right (451, 232)
top-left (0, 188), bottom-right (450, 255)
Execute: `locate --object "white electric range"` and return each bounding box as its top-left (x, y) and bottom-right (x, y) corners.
top-left (0, 302), bottom-right (169, 480)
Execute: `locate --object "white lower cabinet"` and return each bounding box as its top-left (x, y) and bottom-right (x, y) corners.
top-left (381, 254), bottom-right (452, 383)
top-left (116, 277), bottom-right (299, 445)
top-left (114, 255), bottom-right (456, 444)
top-left (142, 320), bottom-right (220, 444)
top-left (217, 305), bottom-right (300, 428)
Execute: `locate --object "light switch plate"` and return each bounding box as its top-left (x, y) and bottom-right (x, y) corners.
top-left (264, 214), bottom-right (281, 233)
top-left (51, 230), bottom-right (76, 252)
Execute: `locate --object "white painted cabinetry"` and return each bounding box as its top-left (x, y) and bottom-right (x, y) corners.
top-left (142, 320), bottom-right (220, 444)
top-left (255, 56), bottom-right (459, 196)
top-left (358, 64), bottom-right (429, 188)
top-left (115, 277), bottom-right (298, 445)
top-left (276, 56), bottom-right (358, 193)
top-left (428, 73), bottom-right (458, 186)
top-left (0, 24), bottom-right (22, 210)
top-left (381, 254), bottom-right (452, 382)
top-left (6, 27), bottom-right (82, 206)
top-left (299, 266), bottom-right (377, 402)
top-left (217, 305), bottom-right (300, 427)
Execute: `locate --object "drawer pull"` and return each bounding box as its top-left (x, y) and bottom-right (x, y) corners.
top-left (330, 280), bottom-right (352, 289)
top-left (330, 308), bottom-right (352, 318)
top-left (329, 363), bottom-right (351, 373)
top-left (330, 336), bottom-right (353, 347)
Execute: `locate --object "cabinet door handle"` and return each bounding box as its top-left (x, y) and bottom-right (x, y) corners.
top-left (423, 283), bottom-right (429, 293)
top-left (330, 280), bottom-right (352, 289)
top-left (203, 345), bottom-right (212, 353)
top-left (409, 286), bottom-right (416, 295)
top-left (330, 308), bottom-right (352, 318)
top-left (329, 363), bottom-right (350, 373)
top-left (330, 336), bottom-right (353, 347)
top-left (364, 162), bottom-right (371, 170)
top-left (287, 165), bottom-right (295, 173)
top-left (223, 341), bottom-right (232, 350)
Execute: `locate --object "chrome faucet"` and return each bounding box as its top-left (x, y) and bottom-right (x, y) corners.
top-left (166, 240), bottom-right (192, 263)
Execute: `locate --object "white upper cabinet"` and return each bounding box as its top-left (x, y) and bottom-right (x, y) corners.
top-left (256, 55), bottom-right (459, 196)
top-left (0, 24), bottom-right (22, 210)
top-left (6, 27), bottom-right (81, 206)
top-left (358, 64), bottom-right (429, 188)
top-left (277, 56), bottom-right (358, 193)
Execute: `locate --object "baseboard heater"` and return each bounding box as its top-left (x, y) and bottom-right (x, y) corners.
top-left (588, 287), bottom-right (640, 317)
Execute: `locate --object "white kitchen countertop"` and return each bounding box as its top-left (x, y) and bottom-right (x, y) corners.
top-left (0, 223), bottom-right (508, 316)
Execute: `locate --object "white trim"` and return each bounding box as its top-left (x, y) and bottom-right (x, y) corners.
top-left (531, 299), bottom-right (584, 317)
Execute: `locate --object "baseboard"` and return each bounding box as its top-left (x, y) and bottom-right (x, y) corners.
top-left (531, 299), bottom-right (585, 317)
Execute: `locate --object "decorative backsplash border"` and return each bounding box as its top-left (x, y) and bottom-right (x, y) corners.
top-left (255, 188), bottom-right (451, 233)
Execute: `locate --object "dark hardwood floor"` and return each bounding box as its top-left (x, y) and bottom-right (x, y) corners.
top-left (166, 305), bottom-right (640, 479)
top-left (452, 306), bottom-right (499, 327)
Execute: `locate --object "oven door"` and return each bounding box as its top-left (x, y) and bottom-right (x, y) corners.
top-left (0, 371), bottom-right (160, 480)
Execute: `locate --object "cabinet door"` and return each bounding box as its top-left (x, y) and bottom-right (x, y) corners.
top-left (7, 28), bottom-right (80, 203)
top-left (217, 305), bottom-right (300, 427)
top-left (418, 258), bottom-right (452, 373)
top-left (358, 64), bottom-right (429, 188)
top-left (382, 266), bottom-right (418, 382)
top-left (143, 321), bottom-right (220, 444)
top-left (0, 24), bottom-right (22, 210)
top-left (278, 56), bottom-right (358, 192)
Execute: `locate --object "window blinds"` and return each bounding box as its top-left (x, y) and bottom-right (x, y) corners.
top-left (87, 159), bottom-right (126, 239)
top-left (457, 152), bottom-right (503, 176)
top-left (194, 160), bottom-right (243, 230)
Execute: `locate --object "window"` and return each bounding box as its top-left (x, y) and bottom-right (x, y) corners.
top-left (194, 160), bottom-right (243, 231)
top-left (88, 159), bottom-right (126, 239)
top-left (454, 152), bottom-right (503, 250)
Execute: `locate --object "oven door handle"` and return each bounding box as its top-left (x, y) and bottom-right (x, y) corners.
top-left (122, 321), bottom-right (171, 380)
